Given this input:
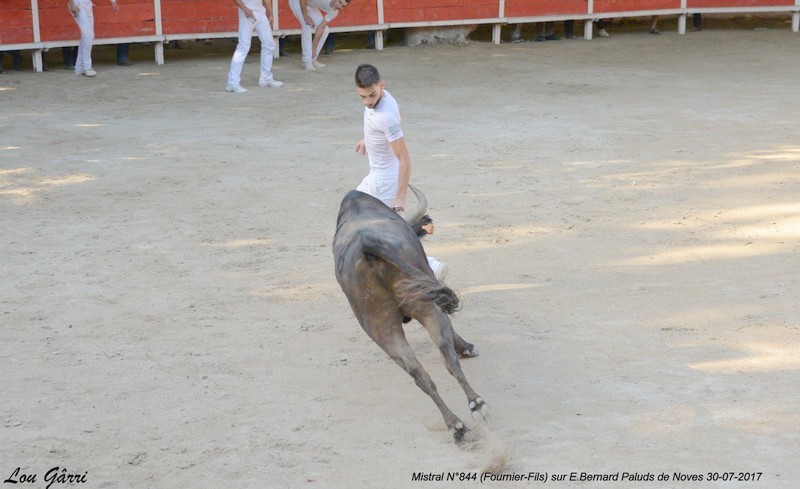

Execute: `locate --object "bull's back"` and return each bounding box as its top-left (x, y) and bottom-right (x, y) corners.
top-left (333, 190), bottom-right (422, 265)
top-left (334, 219), bottom-right (425, 277)
top-left (333, 191), bottom-right (430, 289)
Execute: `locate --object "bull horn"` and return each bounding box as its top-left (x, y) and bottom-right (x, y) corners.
top-left (404, 184), bottom-right (428, 224)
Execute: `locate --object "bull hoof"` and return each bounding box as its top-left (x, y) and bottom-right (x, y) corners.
top-left (469, 397), bottom-right (490, 421)
top-left (458, 345), bottom-right (479, 358)
top-left (451, 421), bottom-right (469, 445)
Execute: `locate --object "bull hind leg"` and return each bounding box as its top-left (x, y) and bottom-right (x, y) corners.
top-left (418, 311), bottom-right (490, 422)
top-left (406, 318), bottom-right (473, 356)
top-left (363, 318), bottom-right (471, 444)
top-left (452, 328), bottom-right (478, 358)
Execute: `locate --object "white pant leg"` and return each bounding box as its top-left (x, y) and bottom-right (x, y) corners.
top-left (71, 0), bottom-right (94, 73)
top-left (356, 173), bottom-right (376, 199)
top-left (227, 11), bottom-right (256, 87)
top-left (288, 0), bottom-right (322, 64)
top-left (253, 13), bottom-right (275, 81)
top-left (314, 25), bottom-right (330, 59)
top-left (357, 169), bottom-right (397, 207)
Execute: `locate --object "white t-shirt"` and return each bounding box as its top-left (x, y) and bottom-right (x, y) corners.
top-left (298, 0), bottom-right (339, 22)
top-left (363, 89), bottom-right (404, 172)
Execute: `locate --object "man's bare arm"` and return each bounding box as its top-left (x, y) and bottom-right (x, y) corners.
top-left (389, 137), bottom-right (411, 211)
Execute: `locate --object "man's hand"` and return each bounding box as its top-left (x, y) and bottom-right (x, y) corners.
top-left (68, 0), bottom-right (79, 15)
top-left (391, 197), bottom-right (406, 214)
top-left (304, 14), bottom-right (314, 27)
top-left (355, 139), bottom-right (366, 156)
top-left (111, 0), bottom-right (119, 12)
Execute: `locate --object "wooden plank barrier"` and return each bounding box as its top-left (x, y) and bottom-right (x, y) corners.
top-left (161, 0), bottom-right (237, 36)
top-left (275, 0), bottom-right (379, 30)
top-left (36, 0), bottom-right (156, 42)
top-left (593, 0), bottom-right (683, 13)
top-left (505, 0), bottom-right (588, 18)
top-left (0, 0), bottom-right (35, 45)
top-left (2, 0), bottom-right (799, 72)
top-left (688, 0), bottom-right (795, 7)
top-left (329, 0), bottom-right (380, 26)
top-left (383, 0), bottom-right (498, 24)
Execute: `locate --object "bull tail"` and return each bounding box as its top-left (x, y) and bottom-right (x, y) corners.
top-left (394, 278), bottom-right (459, 315)
top-left (358, 230), bottom-right (460, 315)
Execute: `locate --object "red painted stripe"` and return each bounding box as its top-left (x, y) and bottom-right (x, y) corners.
top-left (594, 0), bottom-right (682, 13)
top-left (505, 0), bottom-right (587, 17)
top-left (688, 0), bottom-right (793, 6)
top-left (0, 28), bottom-right (34, 44)
top-left (384, 1), bottom-right (498, 23)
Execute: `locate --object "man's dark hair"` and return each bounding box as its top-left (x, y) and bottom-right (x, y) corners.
top-left (355, 64), bottom-right (381, 88)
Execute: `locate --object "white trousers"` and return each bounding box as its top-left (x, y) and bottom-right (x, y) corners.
top-left (227, 9), bottom-right (276, 87)
top-left (70, 0), bottom-right (94, 73)
top-left (357, 168), bottom-right (398, 207)
top-left (288, 0), bottom-right (330, 64)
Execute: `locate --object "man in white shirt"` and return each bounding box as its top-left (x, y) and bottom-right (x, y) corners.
top-left (354, 64), bottom-right (448, 280)
top-left (226, 0), bottom-right (284, 93)
top-left (354, 65), bottom-right (410, 212)
top-left (289, 0), bottom-right (349, 71)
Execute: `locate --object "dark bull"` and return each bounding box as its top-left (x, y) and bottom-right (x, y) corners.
top-left (332, 185), bottom-right (489, 443)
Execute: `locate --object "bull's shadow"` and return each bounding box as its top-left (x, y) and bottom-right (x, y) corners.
top-left (332, 185), bottom-right (490, 444)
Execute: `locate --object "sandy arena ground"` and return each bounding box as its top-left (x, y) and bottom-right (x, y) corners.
top-left (2, 23), bottom-right (800, 489)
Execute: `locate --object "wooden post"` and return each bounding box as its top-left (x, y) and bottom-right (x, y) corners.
top-left (154, 0), bottom-right (164, 64)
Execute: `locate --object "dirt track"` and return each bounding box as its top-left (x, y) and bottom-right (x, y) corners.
top-left (2, 26), bottom-right (800, 489)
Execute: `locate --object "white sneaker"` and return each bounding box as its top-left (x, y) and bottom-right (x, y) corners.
top-left (259, 77), bottom-right (284, 88)
top-left (598, 28), bottom-right (610, 37)
top-left (84, 69), bottom-right (97, 77)
top-left (312, 58), bottom-right (325, 68)
top-left (303, 61), bottom-right (316, 71)
top-left (427, 257), bottom-right (449, 282)
top-left (225, 85), bottom-right (247, 93)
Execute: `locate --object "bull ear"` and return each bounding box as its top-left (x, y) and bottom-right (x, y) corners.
top-left (404, 184), bottom-right (428, 225)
